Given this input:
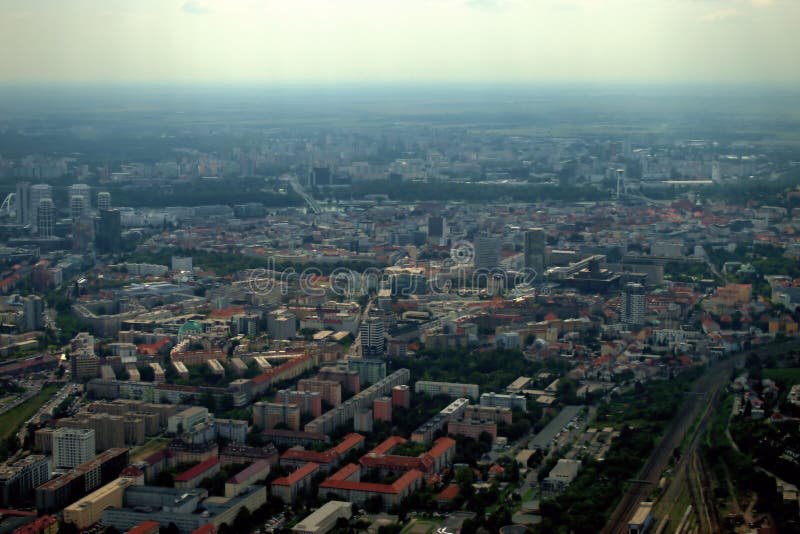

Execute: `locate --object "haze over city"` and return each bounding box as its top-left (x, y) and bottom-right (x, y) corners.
top-left (1, 0), bottom-right (799, 85)
top-left (0, 1), bottom-right (800, 534)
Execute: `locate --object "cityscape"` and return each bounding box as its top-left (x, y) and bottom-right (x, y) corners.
top-left (1, 2), bottom-right (800, 534)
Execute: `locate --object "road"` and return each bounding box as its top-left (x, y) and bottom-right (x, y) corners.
top-left (603, 340), bottom-right (800, 533)
top-left (16, 381), bottom-right (77, 444)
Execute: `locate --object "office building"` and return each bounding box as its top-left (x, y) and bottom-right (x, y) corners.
top-left (22, 296), bottom-right (44, 331)
top-left (291, 501), bottom-right (352, 534)
top-left (621, 282), bottom-right (646, 326)
top-left (427, 215), bottom-right (446, 238)
top-left (168, 407), bottom-right (209, 435)
top-left (36, 198), bottom-right (55, 237)
top-left (543, 459), bottom-right (581, 494)
top-left (53, 428), bottom-right (96, 468)
top-left (96, 209), bottom-right (122, 253)
top-left (415, 381), bottom-right (479, 400)
top-left (269, 313), bottom-right (297, 340)
top-left (473, 235), bottom-right (500, 269)
top-left (101, 484), bottom-right (267, 533)
top-left (524, 228), bottom-right (546, 276)
top-left (359, 316), bottom-right (385, 357)
top-left (15, 181), bottom-right (30, 225)
top-left (480, 392), bottom-right (527, 412)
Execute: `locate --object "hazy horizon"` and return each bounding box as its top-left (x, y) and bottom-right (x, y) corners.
top-left (1, 0), bottom-right (798, 87)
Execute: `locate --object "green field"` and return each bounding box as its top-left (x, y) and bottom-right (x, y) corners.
top-left (0, 384), bottom-right (59, 442)
top-left (401, 518), bottom-right (443, 534)
top-left (763, 367), bottom-right (800, 386)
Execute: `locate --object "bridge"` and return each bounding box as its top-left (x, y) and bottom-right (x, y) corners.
top-left (284, 175), bottom-right (322, 215)
top-left (0, 193), bottom-right (15, 218)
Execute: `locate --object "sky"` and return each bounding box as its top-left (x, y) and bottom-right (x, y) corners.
top-left (0, 0), bottom-right (798, 86)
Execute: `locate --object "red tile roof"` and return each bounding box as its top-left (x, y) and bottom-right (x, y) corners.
top-left (190, 525), bottom-right (217, 534)
top-left (320, 468), bottom-right (423, 495)
top-left (369, 436), bottom-right (406, 456)
top-left (332, 433), bottom-right (366, 455)
top-left (427, 437), bottom-right (456, 460)
top-left (227, 459), bottom-right (270, 485)
top-left (251, 354), bottom-right (311, 385)
top-left (175, 457), bottom-right (219, 482)
top-left (12, 515), bottom-right (56, 534)
top-left (436, 485), bottom-right (460, 502)
top-left (328, 462), bottom-right (360, 481)
top-left (271, 462), bottom-right (320, 487)
top-left (126, 521), bottom-right (160, 534)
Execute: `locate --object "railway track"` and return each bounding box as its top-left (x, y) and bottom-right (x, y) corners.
top-left (602, 355), bottom-right (741, 534)
top-left (606, 341), bottom-right (800, 533)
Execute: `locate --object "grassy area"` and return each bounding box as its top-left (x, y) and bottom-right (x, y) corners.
top-left (131, 437), bottom-right (171, 462)
top-left (0, 384), bottom-right (59, 442)
top-left (522, 488), bottom-right (535, 502)
top-left (668, 489), bottom-right (692, 534)
top-left (763, 367), bottom-right (800, 386)
top-left (400, 518), bottom-right (443, 534)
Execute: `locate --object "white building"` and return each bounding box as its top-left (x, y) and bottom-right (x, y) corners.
top-left (292, 501), bottom-right (353, 534)
top-left (70, 195), bottom-right (87, 221)
top-left (480, 392), bottom-right (527, 412)
top-left (53, 428), bottom-right (96, 468)
top-left (97, 191), bottom-right (111, 211)
top-left (543, 458), bottom-right (581, 494)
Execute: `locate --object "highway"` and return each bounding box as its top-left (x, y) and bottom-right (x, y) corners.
top-left (603, 340), bottom-right (800, 533)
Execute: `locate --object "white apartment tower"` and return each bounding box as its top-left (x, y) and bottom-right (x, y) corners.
top-left (68, 184), bottom-right (92, 208)
top-left (70, 195), bottom-right (86, 221)
top-left (29, 184), bottom-right (52, 226)
top-left (52, 428), bottom-right (96, 468)
top-left (97, 191), bottom-right (111, 211)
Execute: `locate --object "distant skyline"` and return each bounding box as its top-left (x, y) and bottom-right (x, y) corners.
top-left (0, 0), bottom-right (798, 86)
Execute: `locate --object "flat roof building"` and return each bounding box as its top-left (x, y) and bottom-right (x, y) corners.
top-left (292, 501), bottom-right (353, 534)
